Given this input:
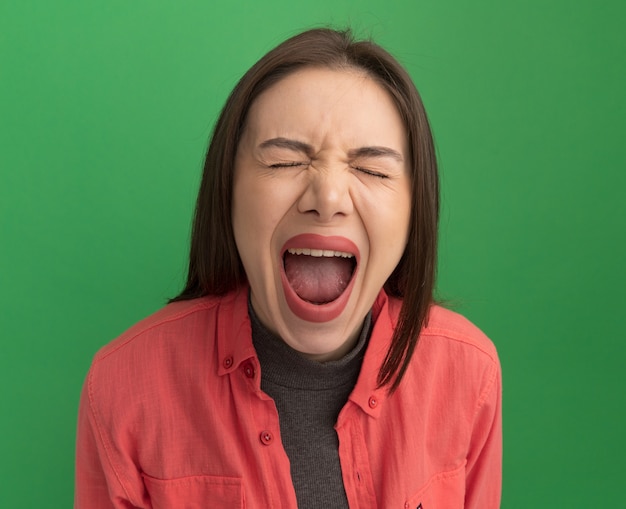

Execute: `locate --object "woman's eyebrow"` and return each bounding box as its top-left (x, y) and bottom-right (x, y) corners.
top-left (258, 137), bottom-right (314, 156)
top-left (258, 138), bottom-right (403, 162)
top-left (348, 146), bottom-right (404, 162)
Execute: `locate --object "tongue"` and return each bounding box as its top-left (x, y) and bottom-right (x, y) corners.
top-left (284, 253), bottom-right (354, 304)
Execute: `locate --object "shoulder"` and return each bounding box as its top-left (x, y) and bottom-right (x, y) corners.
top-left (87, 290), bottom-right (249, 387)
top-left (422, 305), bottom-right (499, 365)
top-left (86, 296), bottom-right (223, 388)
top-left (399, 304), bottom-right (501, 403)
top-left (83, 290), bottom-right (250, 417)
top-left (380, 295), bottom-right (498, 367)
top-left (383, 305), bottom-right (502, 435)
top-left (92, 296), bottom-right (223, 363)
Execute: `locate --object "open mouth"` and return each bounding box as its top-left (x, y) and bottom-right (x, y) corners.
top-left (283, 248), bottom-right (357, 304)
top-left (279, 234), bottom-right (360, 323)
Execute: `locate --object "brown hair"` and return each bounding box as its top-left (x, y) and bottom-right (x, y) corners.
top-left (171, 28), bottom-right (439, 392)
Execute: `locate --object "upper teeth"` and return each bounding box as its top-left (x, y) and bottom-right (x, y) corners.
top-left (287, 248), bottom-right (354, 258)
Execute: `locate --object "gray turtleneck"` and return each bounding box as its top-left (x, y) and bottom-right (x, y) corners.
top-left (249, 305), bottom-right (372, 509)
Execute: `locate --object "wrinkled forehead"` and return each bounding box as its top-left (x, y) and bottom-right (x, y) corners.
top-left (239, 66), bottom-right (408, 155)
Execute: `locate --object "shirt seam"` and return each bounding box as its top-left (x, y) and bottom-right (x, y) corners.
top-left (421, 326), bottom-right (498, 365)
top-left (87, 367), bottom-right (136, 504)
top-left (94, 300), bottom-right (218, 363)
top-left (84, 299), bottom-right (224, 504)
top-left (421, 326), bottom-right (500, 419)
top-left (473, 361), bottom-right (499, 419)
top-left (408, 462), bottom-right (466, 501)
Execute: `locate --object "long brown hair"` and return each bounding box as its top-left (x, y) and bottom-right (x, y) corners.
top-left (171, 28), bottom-right (439, 392)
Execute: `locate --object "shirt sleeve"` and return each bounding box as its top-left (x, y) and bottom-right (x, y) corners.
top-left (74, 373), bottom-right (140, 509)
top-left (464, 360), bottom-right (503, 508)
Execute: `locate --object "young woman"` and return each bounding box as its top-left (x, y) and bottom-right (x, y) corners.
top-left (75, 28), bottom-right (502, 508)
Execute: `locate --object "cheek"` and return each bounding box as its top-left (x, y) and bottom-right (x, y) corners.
top-left (363, 185), bottom-right (411, 240)
top-left (392, 180), bottom-right (413, 239)
top-left (231, 182), bottom-right (250, 240)
top-left (232, 175), bottom-right (294, 260)
top-left (232, 175), bottom-right (264, 265)
top-left (240, 176), bottom-right (301, 230)
top-left (233, 175), bottom-right (270, 232)
top-left (398, 194), bottom-right (412, 242)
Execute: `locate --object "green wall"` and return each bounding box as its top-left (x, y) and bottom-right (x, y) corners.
top-left (1, 1), bottom-right (624, 506)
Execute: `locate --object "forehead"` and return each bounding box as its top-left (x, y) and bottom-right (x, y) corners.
top-left (243, 67), bottom-right (407, 151)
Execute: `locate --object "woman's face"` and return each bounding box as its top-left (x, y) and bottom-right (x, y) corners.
top-left (232, 67), bottom-right (411, 360)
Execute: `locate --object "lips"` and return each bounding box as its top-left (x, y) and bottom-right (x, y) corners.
top-left (280, 234), bottom-right (360, 322)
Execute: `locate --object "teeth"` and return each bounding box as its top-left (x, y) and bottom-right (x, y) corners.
top-left (287, 247), bottom-right (354, 258)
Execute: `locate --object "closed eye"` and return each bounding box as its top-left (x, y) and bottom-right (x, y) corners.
top-left (268, 162), bottom-right (307, 168)
top-left (353, 166), bottom-right (389, 179)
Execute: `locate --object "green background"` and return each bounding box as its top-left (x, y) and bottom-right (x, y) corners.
top-left (1, 1), bottom-right (624, 506)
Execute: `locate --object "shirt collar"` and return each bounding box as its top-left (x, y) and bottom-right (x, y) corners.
top-left (215, 286), bottom-right (257, 376)
top-left (348, 289), bottom-right (401, 418)
top-left (214, 285), bottom-right (401, 419)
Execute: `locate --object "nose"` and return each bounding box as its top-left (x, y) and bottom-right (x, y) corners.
top-left (297, 166), bottom-right (354, 222)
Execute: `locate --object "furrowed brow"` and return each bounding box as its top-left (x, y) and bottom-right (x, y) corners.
top-left (258, 137), bottom-right (314, 156)
top-left (349, 146), bottom-right (404, 162)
